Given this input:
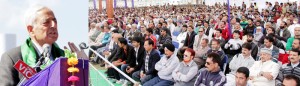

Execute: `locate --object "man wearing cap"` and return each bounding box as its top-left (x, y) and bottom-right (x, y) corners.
top-left (143, 43), bottom-right (180, 86)
top-left (275, 49), bottom-right (300, 86)
top-left (249, 48), bottom-right (280, 86)
top-left (172, 48), bottom-right (198, 86)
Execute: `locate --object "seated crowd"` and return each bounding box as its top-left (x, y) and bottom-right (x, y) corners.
top-left (88, 1), bottom-right (300, 86)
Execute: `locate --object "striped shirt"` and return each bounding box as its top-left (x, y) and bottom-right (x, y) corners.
top-left (275, 62), bottom-right (300, 86)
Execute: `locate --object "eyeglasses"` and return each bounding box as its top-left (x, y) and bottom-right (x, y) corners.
top-left (206, 62), bottom-right (212, 65)
top-left (199, 31), bottom-right (204, 32)
top-left (184, 55), bottom-right (189, 58)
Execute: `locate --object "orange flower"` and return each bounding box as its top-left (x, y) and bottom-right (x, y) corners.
top-left (67, 67), bottom-right (79, 73)
top-left (67, 58), bottom-right (78, 65)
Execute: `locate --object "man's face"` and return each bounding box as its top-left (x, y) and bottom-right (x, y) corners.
top-left (145, 31), bottom-right (150, 36)
top-left (164, 47), bottom-right (173, 57)
top-left (132, 41), bottom-right (139, 48)
top-left (117, 41), bottom-right (123, 48)
top-left (201, 40), bottom-right (207, 47)
top-left (161, 30), bottom-right (166, 35)
top-left (267, 28), bottom-right (274, 34)
top-left (233, 33), bottom-right (240, 39)
top-left (198, 28), bottom-right (204, 35)
top-left (162, 23), bottom-right (167, 27)
top-left (30, 8), bottom-right (58, 45)
top-left (242, 48), bottom-right (250, 56)
top-left (280, 22), bottom-right (285, 29)
top-left (289, 51), bottom-right (300, 64)
top-left (247, 36), bottom-right (253, 42)
top-left (148, 23), bottom-right (154, 28)
top-left (235, 72), bottom-right (248, 86)
top-left (205, 58), bottom-right (218, 72)
top-left (292, 39), bottom-right (300, 49)
top-left (188, 27), bottom-right (193, 32)
top-left (158, 24), bottom-right (162, 28)
top-left (144, 41), bottom-right (152, 51)
top-left (215, 31), bottom-right (221, 37)
top-left (182, 27), bottom-right (187, 32)
top-left (260, 52), bottom-right (271, 62)
top-left (295, 27), bottom-right (300, 36)
top-left (283, 79), bottom-right (298, 86)
top-left (264, 39), bottom-right (272, 47)
top-left (183, 51), bottom-right (193, 62)
top-left (211, 41), bottom-right (220, 51)
top-left (204, 23), bottom-right (209, 27)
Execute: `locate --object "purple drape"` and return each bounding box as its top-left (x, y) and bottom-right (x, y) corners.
top-left (227, 0), bottom-right (232, 39)
top-left (114, 0), bottom-right (117, 8)
top-left (22, 58), bottom-right (89, 86)
top-left (93, 0), bottom-right (97, 10)
top-left (125, 0), bottom-right (128, 8)
top-left (131, 0), bottom-right (134, 8)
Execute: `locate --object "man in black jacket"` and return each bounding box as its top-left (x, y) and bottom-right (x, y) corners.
top-left (107, 37), bottom-right (136, 81)
top-left (132, 39), bottom-right (160, 85)
top-left (246, 34), bottom-right (259, 60)
top-left (178, 25), bottom-right (196, 60)
top-left (118, 37), bottom-right (146, 84)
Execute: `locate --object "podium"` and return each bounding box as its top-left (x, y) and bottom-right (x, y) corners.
top-left (22, 58), bottom-right (89, 86)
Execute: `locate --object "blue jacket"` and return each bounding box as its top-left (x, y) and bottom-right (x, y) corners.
top-left (194, 69), bottom-right (226, 86)
top-left (101, 33), bottom-right (111, 45)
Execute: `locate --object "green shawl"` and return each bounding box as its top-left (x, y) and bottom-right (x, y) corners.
top-left (21, 38), bottom-right (65, 69)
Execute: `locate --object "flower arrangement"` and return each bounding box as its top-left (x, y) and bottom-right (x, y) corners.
top-left (65, 50), bottom-right (79, 86)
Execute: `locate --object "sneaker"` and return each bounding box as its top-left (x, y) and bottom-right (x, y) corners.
top-left (110, 79), bottom-right (117, 83)
top-left (116, 79), bottom-right (124, 84)
top-left (122, 80), bottom-right (130, 86)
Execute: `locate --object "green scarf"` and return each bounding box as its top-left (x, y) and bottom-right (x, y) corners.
top-left (21, 38), bottom-right (64, 69)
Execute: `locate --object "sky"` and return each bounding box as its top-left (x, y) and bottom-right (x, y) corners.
top-left (0, 0), bottom-right (88, 49)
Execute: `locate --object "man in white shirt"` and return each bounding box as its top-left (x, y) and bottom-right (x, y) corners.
top-left (288, 18), bottom-right (299, 37)
top-left (249, 48), bottom-right (280, 86)
top-left (226, 43), bottom-right (255, 85)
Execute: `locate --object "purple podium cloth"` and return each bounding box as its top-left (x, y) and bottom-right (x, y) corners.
top-left (22, 57), bottom-right (89, 86)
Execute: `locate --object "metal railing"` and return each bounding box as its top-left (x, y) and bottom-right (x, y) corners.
top-left (89, 47), bottom-right (140, 86)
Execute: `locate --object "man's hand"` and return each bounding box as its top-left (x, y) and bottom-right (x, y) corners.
top-left (262, 72), bottom-right (273, 80)
top-left (126, 68), bottom-right (135, 73)
top-left (67, 42), bottom-right (89, 60)
top-left (140, 72), bottom-right (145, 78)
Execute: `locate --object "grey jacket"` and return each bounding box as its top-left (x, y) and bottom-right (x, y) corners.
top-left (0, 47), bottom-right (23, 86)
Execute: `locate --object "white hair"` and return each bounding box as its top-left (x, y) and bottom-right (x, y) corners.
top-left (295, 24), bottom-right (300, 29)
top-left (24, 5), bottom-right (50, 27)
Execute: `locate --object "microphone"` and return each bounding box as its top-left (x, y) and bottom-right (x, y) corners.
top-left (79, 42), bottom-right (89, 49)
top-left (16, 44), bottom-right (51, 85)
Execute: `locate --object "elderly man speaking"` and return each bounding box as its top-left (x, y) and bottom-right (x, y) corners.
top-left (0, 5), bottom-right (85, 86)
